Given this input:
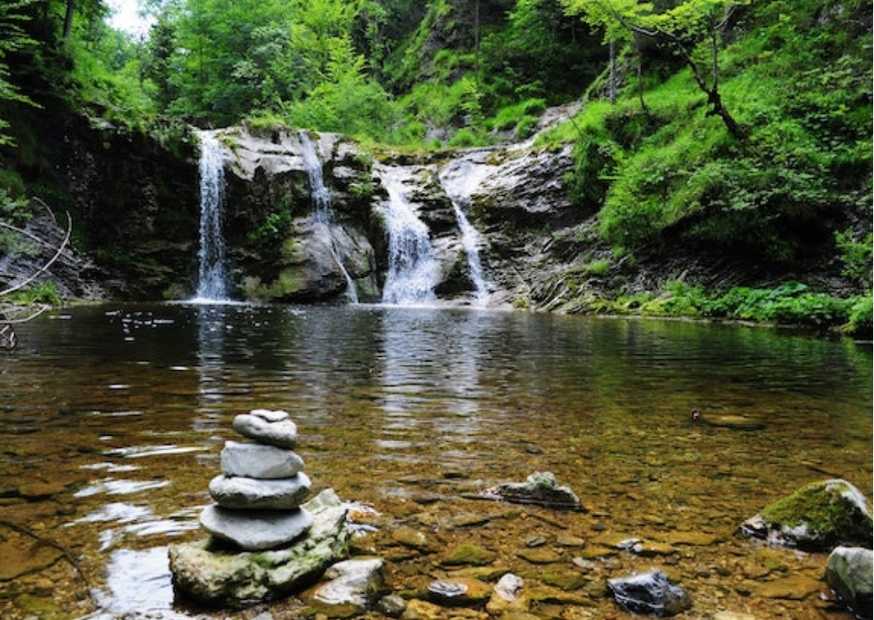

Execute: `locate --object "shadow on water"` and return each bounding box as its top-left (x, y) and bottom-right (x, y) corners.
top-left (0, 303), bottom-right (870, 618)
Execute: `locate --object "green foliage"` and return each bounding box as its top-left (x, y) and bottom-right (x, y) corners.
top-left (599, 280), bottom-right (862, 331)
top-left (0, 187), bottom-right (31, 225)
top-left (844, 294), bottom-right (873, 339)
top-left (584, 259), bottom-right (610, 276)
top-left (0, 0), bottom-right (38, 146)
top-left (835, 229), bottom-right (873, 289)
top-left (553, 0), bottom-right (871, 265)
top-left (248, 209), bottom-right (293, 245)
top-left (5, 281), bottom-right (61, 306)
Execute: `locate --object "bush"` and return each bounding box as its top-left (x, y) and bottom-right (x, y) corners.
top-left (835, 229), bottom-right (873, 289)
top-left (6, 281), bottom-right (61, 306)
top-left (447, 128), bottom-right (479, 148)
top-left (844, 295), bottom-right (873, 339)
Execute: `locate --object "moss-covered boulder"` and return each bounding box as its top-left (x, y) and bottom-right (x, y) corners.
top-left (740, 479), bottom-right (873, 550)
top-left (168, 489), bottom-right (351, 608)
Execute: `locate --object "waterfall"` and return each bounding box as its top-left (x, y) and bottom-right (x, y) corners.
top-left (193, 131), bottom-right (229, 302)
top-left (438, 159), bottom-right (492, 305)
top-left (298, 132), bottom-right (359, 304)
top-left (377, 165), bottom-right (441, 305)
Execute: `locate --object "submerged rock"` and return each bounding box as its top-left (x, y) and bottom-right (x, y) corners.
top-left (700, 414), bottom-right (765, 431)
top-left (427, 578), bottom-right (491, 606)
top-left (440, 543), bottom-right (497, 567)
top-left (480, 472), bottom-right (582, 511)
top-left (208, 472), bottom-right (311, 510)
top-left (232, 412), bottom-right (298, 448)
top-left (740, 479), bottom-right (873, 550)
top-left (377, 594), bottom-right (408, 617)
top-left (199, 504), bottom-right (313, 550)
top-left (310, 557), bottom-right (385, 617)
top-left (825, 546), bottom-right (873, 618)
top-left (220, 440), bottom-right (305, 479)
top-left (607, 570), bottom-right (691, 616)
top-left (170, 489), bottom-right (351, 607)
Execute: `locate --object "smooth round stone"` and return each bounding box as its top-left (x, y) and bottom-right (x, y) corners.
top-left (250, 409), bottom-right (289, 423)
top-left (221, 441), bottom-right (304, 479)
top-left (209, 473), bottom-right (311, 510)
top-left (233, 413), bottom-right (298, 448)
top-left (199, 504), bottom-right (313, 550)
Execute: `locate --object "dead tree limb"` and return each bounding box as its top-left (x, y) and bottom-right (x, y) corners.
top-left (0, 211), bottom-right (72, 297)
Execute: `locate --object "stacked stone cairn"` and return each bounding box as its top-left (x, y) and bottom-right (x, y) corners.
top-left (200, 409), bottom-right (313, 551)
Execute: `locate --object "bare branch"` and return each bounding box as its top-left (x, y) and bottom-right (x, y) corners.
top-left (0, 304), bottom-right (50, 324)
top-left (0, 211), bottom-right (71, 297)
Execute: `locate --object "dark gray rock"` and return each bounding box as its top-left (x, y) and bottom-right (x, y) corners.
top-left (221, 440), bottom-right (304, 479)
top-left (208, 473), bottom-right (311, 510)
top-left (826, 546), bottom-right (873, 619)
top-left (607, 570), bottom-right (691, 616)
top-left (199, 504), bottom-right (312, 550)
top-left (232, 413), bottom-right (298, 448)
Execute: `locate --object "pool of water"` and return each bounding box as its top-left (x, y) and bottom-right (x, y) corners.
top-left (0, 303), bottom-right (870, 619)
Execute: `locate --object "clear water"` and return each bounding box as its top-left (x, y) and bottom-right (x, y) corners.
top-left (0, 305), bottom-right (870, 619)
top-left (298, 132), bottom-right (359, 304)
top-left (378, 165), bottom-right (442, 305)
top-left (193, 132), bottom-right (229, 302)
top-left (439, 158), bottom-right (494, 305)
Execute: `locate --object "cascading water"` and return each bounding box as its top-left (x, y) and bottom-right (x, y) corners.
top-left (298, 132), bottom-right (358, 304)
top-left (377, 165), bottom-right (441, 305)
top-left (438, 158), bottom-right (492, 305)
top-left (193, 131), bottom-right (229, 302)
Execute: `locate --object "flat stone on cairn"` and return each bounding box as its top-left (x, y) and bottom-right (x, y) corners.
top-left (209, 472), bottom-right (311, 510)
top-left (221, 440), bottom-right (305, 479)
top-left (233, 409), bottom-right (298, 448)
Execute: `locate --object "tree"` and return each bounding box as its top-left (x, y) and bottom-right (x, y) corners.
top-left (0, 0), bottom-right (37, 146)
top-left (564, 0), bottom-right (747, 138)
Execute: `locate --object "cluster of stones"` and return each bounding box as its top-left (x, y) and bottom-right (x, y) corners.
top-left (199, 409), bottom-right (313, 551)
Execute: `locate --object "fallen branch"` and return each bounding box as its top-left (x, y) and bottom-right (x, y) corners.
top-left (0, 518), bottom-right (95, 604)
top-left (0, 221), bottom-right (75, 258)
top-left (0, 211), bottom-right (71, 297)
top-left (0, 304), bottom-right (50, 324)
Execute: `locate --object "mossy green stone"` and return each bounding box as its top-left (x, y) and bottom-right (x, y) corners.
top-left (440, 543), bottom-right (497, 566)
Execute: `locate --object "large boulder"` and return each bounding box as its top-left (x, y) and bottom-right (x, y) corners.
top-left (607, 570), bottom-right (692, 616)
top-left (825, 546), bottom-right (873, 619)
top-left (740, 479), bottom-right (873, 550)
top-left (169, 489), bottom-right (352, 607)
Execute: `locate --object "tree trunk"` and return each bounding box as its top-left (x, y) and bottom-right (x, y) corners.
top-left (637, 51), bottom-right (650, 117)
top-left (608, 40), bottom-right (616, 104)
top-left (63, 0), bottom-right (75, 39)
top-left (474, 0), bottom-right (480, 74)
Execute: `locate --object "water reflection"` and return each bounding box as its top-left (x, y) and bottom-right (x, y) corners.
top-left (0, 304), bottom-right (870, 619)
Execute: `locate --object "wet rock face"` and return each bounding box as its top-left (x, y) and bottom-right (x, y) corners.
top-left (607, 570), bottom-right (692, 616)
top-left (216, 126), bottom-right (380, 302)
top-left (740, 479), bottom-right (873, 550)
top-left (169, 489), bottom-right (352, 607)
top-left (825, 546), bottom-right (873, 618)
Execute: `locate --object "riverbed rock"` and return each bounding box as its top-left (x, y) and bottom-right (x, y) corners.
top-left (441, 543), bottom-right (497, 566)
top-left (480, 472), bottom-right (582, 511)
top-left (170, 489), bottom-right (351, 607)
top-left (199, 504), bottom-right (313, 550)
top-left (221, 441), bottom-right (305, 479)
top-left (232, 413), bottom-right (298, 448)
top-left (825, 546), bottom-right (873, 618)
top-left (208, 473), bottom-right (311, 510)
top-left (753, 575), bottom-right (821, 600)
top-left (428, 578), bottom-right (491, 606)
top-left (700, 415), bottom-right (766, 431)
top-left (607, 570), bottom-right (691, 616)
top-left (378, 594), bottom-right (408, 617)
top-left (310, 557), bottom-right (386, 617)
top-left (740, 479), bottom-right (873, 550)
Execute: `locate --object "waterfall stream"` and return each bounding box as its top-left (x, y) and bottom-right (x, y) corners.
top-left (193, 131), bottom-right (229, 302)
top-left (377, 165), bottom-right (441, 305)
top-left (298, 132), bottom-right (359, 304)
top-left (438, 158), bottom-right (493, 305)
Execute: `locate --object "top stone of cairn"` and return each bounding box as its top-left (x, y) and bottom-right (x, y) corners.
top-left (233, 409), bottom-right (298, 448)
